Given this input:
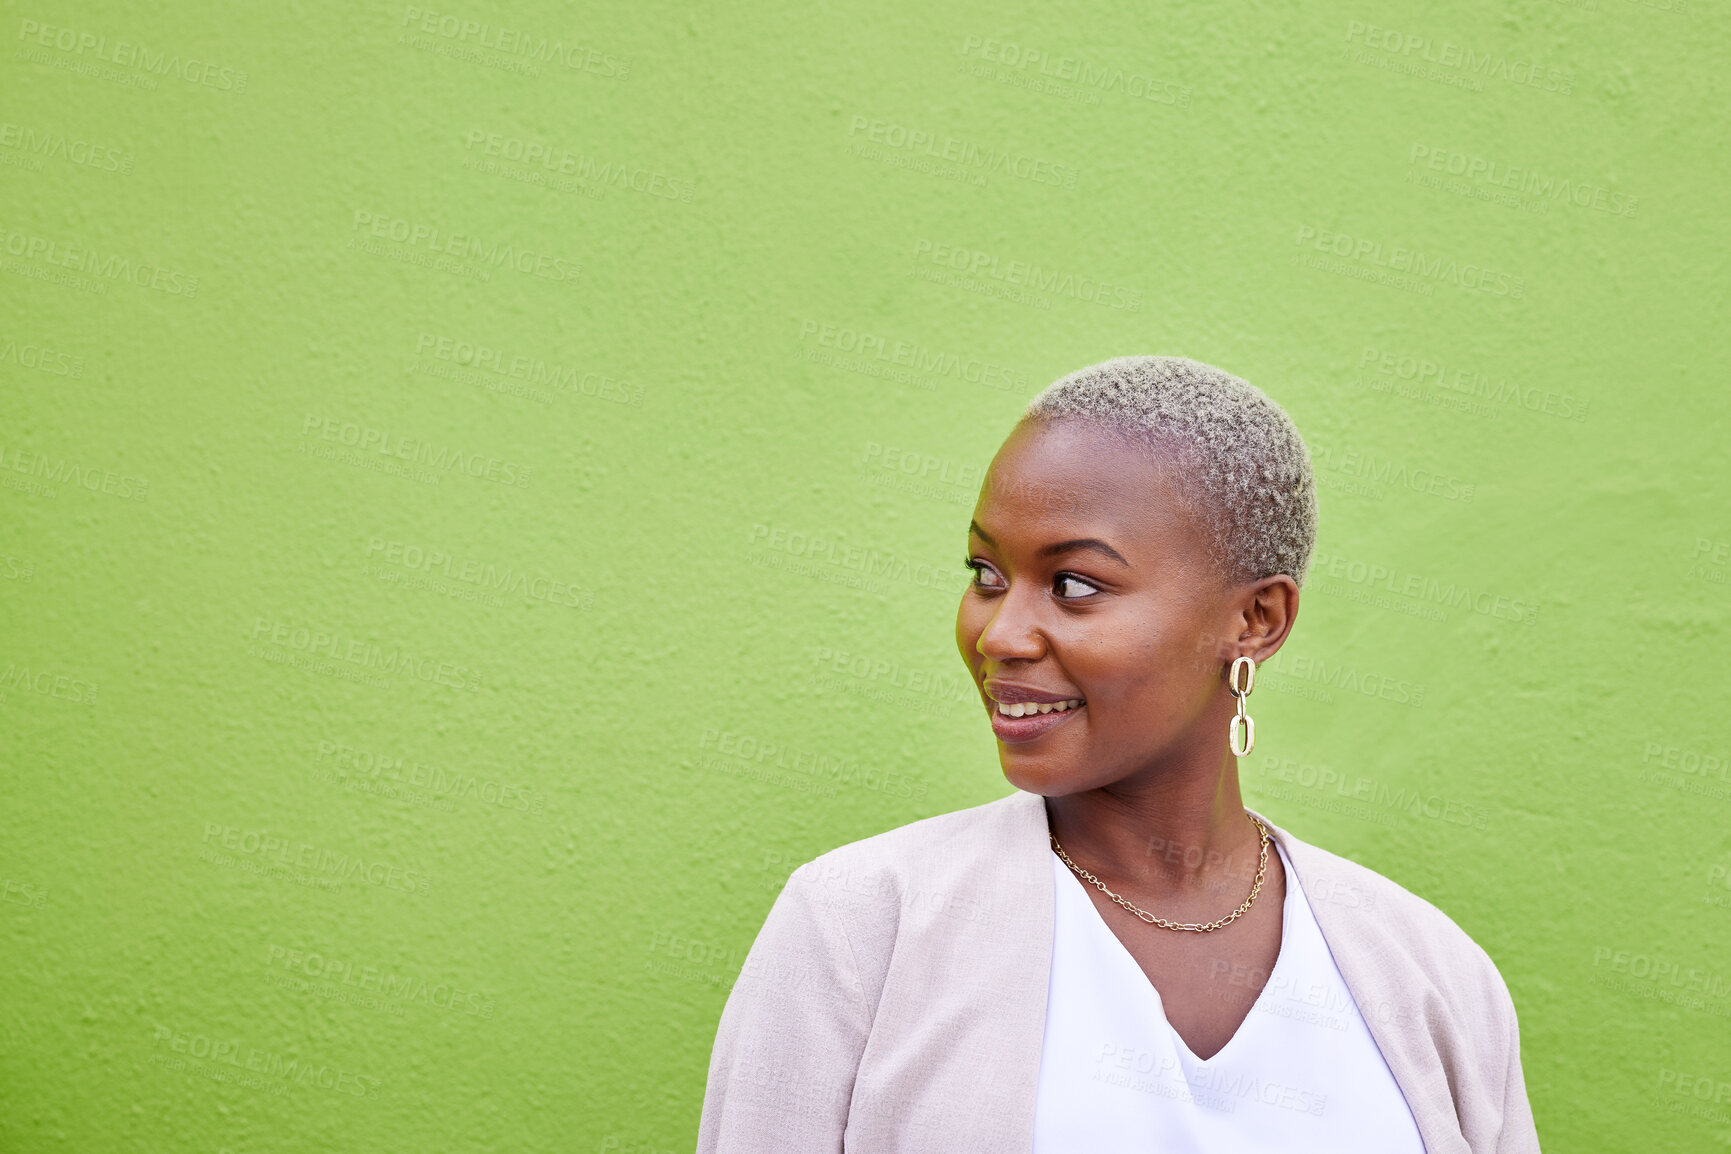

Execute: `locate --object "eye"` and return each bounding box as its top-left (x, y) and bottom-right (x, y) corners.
top-left (1054, 572), bottom-right (1101, 599)
top-left (964, 557), bottom-right (1006, 589)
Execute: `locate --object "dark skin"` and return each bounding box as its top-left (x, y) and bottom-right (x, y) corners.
top-left (955, 417), bottom-right (1301, 1061)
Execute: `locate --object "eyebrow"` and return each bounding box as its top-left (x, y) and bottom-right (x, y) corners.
top-left (969, 521), bottom-right (1130, 567)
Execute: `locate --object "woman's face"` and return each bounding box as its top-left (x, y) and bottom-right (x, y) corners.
top-left (956, 418), bottom-right (1256, 796)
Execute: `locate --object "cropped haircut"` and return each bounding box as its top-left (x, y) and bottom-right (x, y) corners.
top-left (1024, 356), bottom-right (1317, 587)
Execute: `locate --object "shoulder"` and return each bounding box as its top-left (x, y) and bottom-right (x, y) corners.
top-left (752, 792), bottom-right (1043, 994)
top-left (703, 794), bottom-right (1054, 1151)
top-left (789, 788), bottom-right (1038, 913)
top-left (1270, 817), bottom-right (1516, 1022)
top-left (800, 790), bottom-right (1038, 879)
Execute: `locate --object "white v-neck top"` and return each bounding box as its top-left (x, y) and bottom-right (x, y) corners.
top-left (1032, 839), bottom-right (1426, 1152)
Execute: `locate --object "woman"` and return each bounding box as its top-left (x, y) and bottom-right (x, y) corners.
top-left (697, 357), bottom-right (1539, 1152)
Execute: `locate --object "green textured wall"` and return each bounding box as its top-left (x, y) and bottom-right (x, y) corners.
top-left (2, 1), bottom-right (1727, 1150)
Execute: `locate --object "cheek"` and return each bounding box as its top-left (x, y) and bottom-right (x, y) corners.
top-left (1063, 613), bottom-right (1194, 703)
top-left (1071, 608), bottom-right (1154, 662)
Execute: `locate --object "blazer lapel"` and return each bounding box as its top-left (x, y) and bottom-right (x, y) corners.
top-left (985, 790), bottom-right (1058, 1148)
top-left (1250, 809), bottom-right (1470, 1154)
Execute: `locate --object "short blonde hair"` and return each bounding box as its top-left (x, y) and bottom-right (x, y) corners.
top-left (1025, 356), bottom-right (1317, 586)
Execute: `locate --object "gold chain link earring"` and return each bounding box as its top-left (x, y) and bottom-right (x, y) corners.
top-left (1229, 655), bottom-right (1256, 757)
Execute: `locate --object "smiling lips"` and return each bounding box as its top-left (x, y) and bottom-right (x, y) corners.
top-left (985, 689), bottom-right (1087, 743)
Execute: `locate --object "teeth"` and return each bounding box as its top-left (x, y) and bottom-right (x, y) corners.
top-left (996, 699), bottom-right (1084, 716)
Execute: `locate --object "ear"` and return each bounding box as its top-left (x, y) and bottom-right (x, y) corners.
top-left (1233, 574), bottom-right (1300, 663)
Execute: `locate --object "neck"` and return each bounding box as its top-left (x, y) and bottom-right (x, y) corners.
top-left (1044, 744), bottom-right (1260, 896)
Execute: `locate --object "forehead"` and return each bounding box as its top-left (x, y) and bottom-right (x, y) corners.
top-left (972, 418), bottom-right (1203, 554)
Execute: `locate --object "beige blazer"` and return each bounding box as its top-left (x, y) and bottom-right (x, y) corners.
top-left (697, 790), bottom-right (1540, 1153)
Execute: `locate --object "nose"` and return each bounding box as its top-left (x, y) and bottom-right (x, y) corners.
top-left (975, 585), bottom-right (1047, 663)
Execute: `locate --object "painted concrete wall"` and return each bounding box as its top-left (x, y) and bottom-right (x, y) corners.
top-left (3, 2), bottom-right (1727, 1150)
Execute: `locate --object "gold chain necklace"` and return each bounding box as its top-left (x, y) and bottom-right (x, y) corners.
top-left (1049, 813), bottom-right (1272, 933)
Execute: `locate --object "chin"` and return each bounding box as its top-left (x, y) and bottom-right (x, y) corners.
top-left (999, 760), bottom-right (1095, 798)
